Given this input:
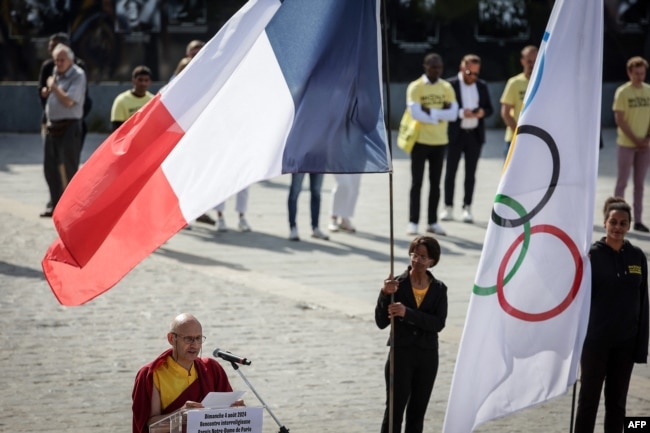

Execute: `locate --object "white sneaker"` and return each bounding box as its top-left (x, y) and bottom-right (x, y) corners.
top-left (311, 227), bottom-right (330, 240)
top-left (406, 222), bottom-right (418, 235)
top-left (339, 218), bottom-right (356, 233)
top-left (328, 219), bottom-right (340, 232)
top-left (238, 217), bottom-right (251, 232)
top-left (311, 227), bottom-right (330, 241)
top-left (440, 206), bottom-right (453, 221)
top-left (427, 222), bottom-right (447, 236)
top-left (216, 216), bottom-right (227, 232)
top-left (462, 206), bottom-right (473, 223)
top-left (289, 226), bottom-right (300, 241)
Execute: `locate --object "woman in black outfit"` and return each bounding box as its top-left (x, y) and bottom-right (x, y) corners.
top-left (375, 235), bottom-right (448, 433)
top-left (575, 197), bottom-right (649, 433)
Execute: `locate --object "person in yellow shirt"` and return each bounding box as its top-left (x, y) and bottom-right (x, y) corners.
top-left (131, 313), bottom-right (239, 433)
top-left (111, 65), bottom-right (154, 131)
top-left (406, 53), bottom-right (458, 236)
top-left (613, 56), bottom-right (650, 232)
top-left (500, 45), bottom-right (538, 156)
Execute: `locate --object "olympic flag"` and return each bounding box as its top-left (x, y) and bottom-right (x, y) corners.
top-left (42, 0), bottom-right (389, 306)
top-left (443, 0), bottom-right (603, 431)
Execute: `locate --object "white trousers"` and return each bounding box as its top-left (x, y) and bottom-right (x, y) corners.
top-left (330, 174), bottom-right (361, 218)
top-left (215, 188), bottom-right (249, 214)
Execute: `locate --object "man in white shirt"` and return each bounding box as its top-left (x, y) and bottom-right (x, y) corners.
top-left (441, 54), bottom-right (494, 223)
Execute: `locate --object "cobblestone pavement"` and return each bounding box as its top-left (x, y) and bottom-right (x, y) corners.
top-left (0, 129), bottom-right (647, 433)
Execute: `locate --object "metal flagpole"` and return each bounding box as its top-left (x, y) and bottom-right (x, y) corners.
top-left (570, 381), bottom-right (577, 433)
top-left (380, 0), bottom-right (396, 432)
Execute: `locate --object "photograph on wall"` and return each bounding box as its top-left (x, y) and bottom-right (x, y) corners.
top-left (389, 0), bottom-right (439, 52)
top-left (168, 0), bottom-right (207, 33)
top-left (475, 0), bottom-right (530, 42)
top-left (607, 0), bottom-right (649, 33)
top-left (114, 0), bottom-right (161, 34)
top-left (6, 0), bottom-right (69, 39)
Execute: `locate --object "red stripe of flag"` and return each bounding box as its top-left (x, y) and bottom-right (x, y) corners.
top-left (42, 95), bottom-right (187, 305)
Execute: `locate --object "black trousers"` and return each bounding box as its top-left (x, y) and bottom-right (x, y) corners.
top-left (444, 129), bottom-right (482, 207)
top-left (381, 345), bottom-right (439, 433)
top-left (574, 339), bottom-right (636, 433)
top-left (43, 119), bottom-right (82, 209)
top-left (409, 143), bottom-right (446, 225)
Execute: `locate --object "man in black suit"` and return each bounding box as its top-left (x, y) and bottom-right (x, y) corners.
top-left (441, 54), bottom-right (493, 223)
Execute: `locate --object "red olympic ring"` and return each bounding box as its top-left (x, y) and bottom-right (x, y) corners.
top-left (497, 224), bottom-right (583, 322)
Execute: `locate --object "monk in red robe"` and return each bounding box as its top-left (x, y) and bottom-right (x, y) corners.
top-left (132, 313), bottom-right (235, 433)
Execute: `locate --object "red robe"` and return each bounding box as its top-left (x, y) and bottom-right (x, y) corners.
top-left (132, 348), bottom-right (233, 433)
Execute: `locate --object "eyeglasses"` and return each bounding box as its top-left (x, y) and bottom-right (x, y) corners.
top-left (173, 333), bottom-right (206, 344)
top-left (409, 253), bottom-right (431, 263)
top-left (464, 69), bottom-right (479, 77)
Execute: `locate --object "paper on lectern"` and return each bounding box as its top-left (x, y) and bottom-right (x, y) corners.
top-left (200, 390), bottom-right (246, 408)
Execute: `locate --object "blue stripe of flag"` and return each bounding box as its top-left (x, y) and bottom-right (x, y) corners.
top-left (266, 0), bottom-right (389, 173)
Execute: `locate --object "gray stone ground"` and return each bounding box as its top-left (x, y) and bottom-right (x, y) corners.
top-left (0, 129), bottom-right (647, 433)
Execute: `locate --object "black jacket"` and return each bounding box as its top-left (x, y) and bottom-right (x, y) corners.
top-left (446, 75), bottom-right (493, 145)
top-left (375, 268), bottom-right (448, 349)
top-left (586, 238), bottom-right (649, 363)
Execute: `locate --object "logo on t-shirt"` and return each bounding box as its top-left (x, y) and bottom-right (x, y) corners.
top-left (628, 265), bottom-right (642, 275)
top-left (628, 96), bottom-right (650, 108)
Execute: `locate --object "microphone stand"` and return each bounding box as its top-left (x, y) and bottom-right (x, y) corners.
top-left (228, 361), bottom-right (290, 433)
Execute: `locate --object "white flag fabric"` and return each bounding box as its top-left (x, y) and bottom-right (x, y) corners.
top-left (443, 0), bottom-right (603, 431)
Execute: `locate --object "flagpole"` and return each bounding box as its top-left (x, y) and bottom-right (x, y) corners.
top-left (380, 0), bottom-right (396, 432)
top-left (569, 382), bottom-right (577, 433)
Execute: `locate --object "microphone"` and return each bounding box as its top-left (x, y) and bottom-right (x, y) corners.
top-left (213, 348), bottom-right (251, 366)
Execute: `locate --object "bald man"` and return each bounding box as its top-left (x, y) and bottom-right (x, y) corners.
top-left (500, 45), bottom-right (538, 155)
top-left (132, 313), bottom-right (234, 433)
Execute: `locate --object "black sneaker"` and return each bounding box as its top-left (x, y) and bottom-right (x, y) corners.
top-left (196, 213), bottom-right (216, 225)
top-left (634, 222), bottom-right (649, 233)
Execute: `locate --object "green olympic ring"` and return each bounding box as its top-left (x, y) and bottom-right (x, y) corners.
top-left (472, 194), bottom-right (531, 296)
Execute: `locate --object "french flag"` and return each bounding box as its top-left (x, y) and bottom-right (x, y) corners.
top-left (42, 0), bottom-right (390, 306)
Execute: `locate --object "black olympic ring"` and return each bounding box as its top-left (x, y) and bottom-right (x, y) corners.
top-left (491, 125), bottom-right (560, 228)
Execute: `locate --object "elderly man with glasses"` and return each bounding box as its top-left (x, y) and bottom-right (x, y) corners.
top-left (40, 43), bottom-right (87, 217)
top-left (132, 313), bottom-right (237, 433)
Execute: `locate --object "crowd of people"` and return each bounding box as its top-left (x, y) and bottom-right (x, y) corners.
top-left (36, 35), bottom-right (364, 241)
top-left (400, 48), bottom-right (650, 237)
top-left (34, 33), bottom-right (648, 433)
top-left (36, 34), bottom-right (650, 237)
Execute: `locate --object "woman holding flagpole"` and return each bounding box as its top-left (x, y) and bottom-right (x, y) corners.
top-left (375, 235), bottom-right (448, 433)
top-left (575, 197), bottom-right (648, 433)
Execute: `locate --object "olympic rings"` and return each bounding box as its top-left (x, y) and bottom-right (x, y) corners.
top-left (492, 125), bottom-right (560, 228)
top-left (497, 224), bottom-right (583, 322)
top-left (472, 195), bottom-right (530, 296)
top-left (472, 121), bottom-right (585, 322)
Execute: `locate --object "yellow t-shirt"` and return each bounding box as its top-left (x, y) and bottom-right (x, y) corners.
top-left (500, 72), bottom-right (530, 142)
top-left (110, 90), bottom-right (154, 122)
top-left (153, 356), bottom-right (198, 411)
top-left (412, 286), bottom-right (429, 308)
top-left (406, 76), bottom-right (456, 145)
top-left (612, 82), bottom-right (650, 148)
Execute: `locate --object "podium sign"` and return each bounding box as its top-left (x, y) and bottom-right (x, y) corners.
top-left (186, 407), bottom-right (263, 433)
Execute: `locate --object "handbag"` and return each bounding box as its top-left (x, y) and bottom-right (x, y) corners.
top-left (397, 109), bottom-right (419, 154)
